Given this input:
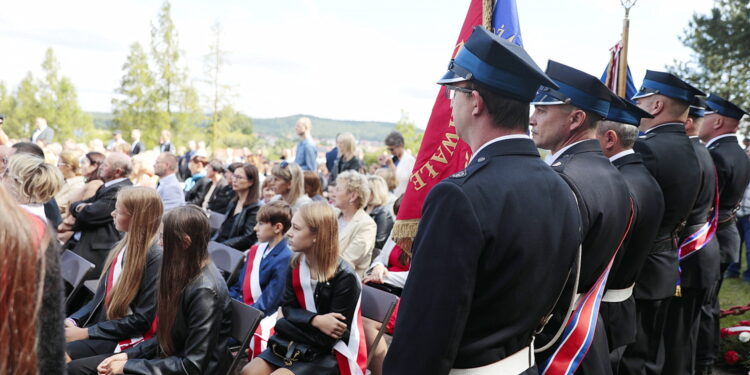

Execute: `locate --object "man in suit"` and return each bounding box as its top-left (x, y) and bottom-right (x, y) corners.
top-left (129, 129), bottom-right (144, 155)
top-left (696, 94), bottom-right (750, 374)
top-left (662, 97), bottom-right (720, 375)
top-left (596, 99), bottom-right (665, 372)
top-left (530, 61), bottom-right (632, 374)
top-left (67, 152), bottom-right (133, 278)
top-left (158, 129), bottom-right (176, 154)
top-left (384, 27), bottom-right (581, 375)
top-left (31, 117), bottom-right (54, 145)
top-left (620, 70), bottom-right (703, 375)
top-left (154, 152), bottom-right (185, 212)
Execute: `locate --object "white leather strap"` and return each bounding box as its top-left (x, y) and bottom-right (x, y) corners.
top-left (602, 283), bottom-right (634, 303)
top-left (449, 343), bottom-right (534, 374)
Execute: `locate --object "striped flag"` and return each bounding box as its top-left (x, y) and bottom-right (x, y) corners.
top-left (601, 41), bottom-right (637, 100)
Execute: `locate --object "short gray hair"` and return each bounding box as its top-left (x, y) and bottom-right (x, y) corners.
top-left (598, 121), bottom-right (639, 148)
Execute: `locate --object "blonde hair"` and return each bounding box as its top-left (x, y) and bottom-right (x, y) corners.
top-left (291, 202), bottom-right (339, 281)
top-left (59, 151), bottom-right (81, 175)
top-left (5, 153), bottom-right (63, 204)
top-left (100, 187), bottom-right (163, 320)
top-left (367, 175), bottom-right (389, 207)
top-left (335, 170), bottom-right (370, 210)
top-left (337, 132), bottom-right (357, 159)
top-left (375, 168), bottom-right (396, 191)
top-left (271, 162), bottom-right (306, 206)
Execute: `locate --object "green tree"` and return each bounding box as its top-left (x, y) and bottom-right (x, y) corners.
top-left (112, 42), bottom-right (169, 147)
top-left (203, 22), bottom-right (235, 148)
top-left (8, 73), bottom-right (41, 138)
top-left (394, 110), bottom-right (423, 154)
top-left (669, 0), bottom-right (750, 134)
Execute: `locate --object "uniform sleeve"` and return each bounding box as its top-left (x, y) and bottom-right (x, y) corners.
top-left (123, 287), bottom-right (226, 375)
top-left (633, 140), bottom-right (659, 180)
top-left (253, 255), bottom-right (290, 316)
top-left (383, 182), bottom-right (483, 375)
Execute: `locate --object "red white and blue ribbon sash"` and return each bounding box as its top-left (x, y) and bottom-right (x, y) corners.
top-left (542, 199), bottom-right (634, 375)
top-left (678, 175), bottom-right (719, 261)
top-left (292, 255), bottom-right (367, 375)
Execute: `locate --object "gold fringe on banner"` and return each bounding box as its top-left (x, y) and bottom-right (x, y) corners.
top-left (391, 219), bottom-right (420, 254)
top-left (482, 0), bottom-right (494, 30)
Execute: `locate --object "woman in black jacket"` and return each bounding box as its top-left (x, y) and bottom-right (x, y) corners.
top-left (328, 132), bottom-right (364, 186)
top-left (212, 163), bottom-right (261, 250)
top-left (65, 187), bottom-right (163, 375)
top-left (96, 205), bottom-right (232, 375)
top-left (365, 175), bottom-right (394, 255)
top-left (243, 202), bottom-right (363, 375)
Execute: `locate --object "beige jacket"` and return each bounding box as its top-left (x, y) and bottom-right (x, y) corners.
top-left (338, 209), bottom-right (377, 277)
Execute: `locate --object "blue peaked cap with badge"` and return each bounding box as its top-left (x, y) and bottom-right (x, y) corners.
top-left (705, 93), bottom-right (748, 121)
top-left (605, 93), bottom-right (654, 126)
top-left (688, 96), bottom-right (709, 118)
top-left (437, 26), bottom-right (557, 102)
top-left (531, 60), bottom-right (616, 118)
top-left (631, 70), bottom-right (705, 103)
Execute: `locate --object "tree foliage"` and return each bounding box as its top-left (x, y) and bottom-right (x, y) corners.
top-left (669, 0), bottom-right (750, 134)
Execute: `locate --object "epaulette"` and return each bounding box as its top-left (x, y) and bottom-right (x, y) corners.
top-left (637, 132), bottom-right (656, 140)
top-left (550, 154), bottom-right (573, 171)
top-left (450, 155), bottom-right (490, 182)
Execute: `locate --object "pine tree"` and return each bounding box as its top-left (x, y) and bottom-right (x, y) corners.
top-left (112, 42), bottom-right (169, 147)
top-left (670, 0), bottom-right (750, 134)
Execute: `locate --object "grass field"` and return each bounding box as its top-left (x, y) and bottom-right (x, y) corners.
top-left (720, 277), bottom-right (750, 328)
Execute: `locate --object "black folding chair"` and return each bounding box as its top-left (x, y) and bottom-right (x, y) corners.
top-left (361, 284), bottom-right (399, 367)
top-left (83, 280), bottom-right (99, 295)
top-left (226, 300), bottom-right (264, 375)
top-left (207, 210), bottom-right (227, 232)
top-left (60, 250), bottom-right (95, 307)
top-left (208, 241), bottom-right (246, 281)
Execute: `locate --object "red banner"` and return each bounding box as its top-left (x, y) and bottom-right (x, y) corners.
top-left (392, 0), bottom-right (484, 247)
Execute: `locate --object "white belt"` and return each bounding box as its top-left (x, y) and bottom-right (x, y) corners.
top-left (449, 343), bottom-right (534, 375)
top-left (602, 283), bottom-right (634, 303)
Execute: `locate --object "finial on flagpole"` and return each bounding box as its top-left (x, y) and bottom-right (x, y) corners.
top-left (617, 0), bottom-right (637, 97)
top-left (620, 0), bottom-right (637, 18)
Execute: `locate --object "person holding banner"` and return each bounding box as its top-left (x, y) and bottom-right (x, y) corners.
top-left (662, 97), bottom-right (720, 375)
top-left (595, 99), bottom-right (664, 372)
top-left (530, 60), bottom-right (633, 375)
top-left (243, 202), bottom-right (366, 375)
top-left (696, 94), bottom-right (750, 374)
top-left (620, 70), bottom-right (703, 375)
top-left (384, 27), bottom-right (581, 375)
top-left (65, 187), bottom-right (163, 375)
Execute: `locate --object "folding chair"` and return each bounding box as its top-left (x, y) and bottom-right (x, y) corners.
top-left (226, 300), bottom-right (264, 375)
top-left (207, 210), bottom-right (227, 232)
top-left (60, 250), bottom-right (95, 307)
top-left (208, 241), bottom-right (246, 281)
top-left (361, 284), bottom-right (399, 367)
top-left (83, 280), bottom-right (99, 295)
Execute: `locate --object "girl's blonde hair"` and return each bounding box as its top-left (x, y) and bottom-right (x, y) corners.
top-left (367, 175), bottom-right (389, 207)
top-left (5, 153), bottom-right (63, 204)
top-left (291, 202), bottom-right (339, 281)
top-left (336, 170), bottom-right (370, 210)
top-left (100, 187), bottom-right (163, 320)
top-left (337, 132), bottom-right (357, 159)
top-left (271, 162), bottom-right (306, 206)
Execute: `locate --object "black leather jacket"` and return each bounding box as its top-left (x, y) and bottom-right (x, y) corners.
top-left (69, 243), bottom-right (162, 341)
top-left (213, 200), bottom-right (260, 250)
top-left (185, 178), bottom-right (212, 206)
top-left (123, 263), bottom-right (232, 375)
top-left (274, 259), bottom-right (361, 353)
top-left (368, 206), bottom-right (394, 251)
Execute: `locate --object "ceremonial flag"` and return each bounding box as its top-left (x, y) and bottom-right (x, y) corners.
top-left (600, 41), bottom-right (637, 100)
top-left (392, 0), bottom-right (523, 248)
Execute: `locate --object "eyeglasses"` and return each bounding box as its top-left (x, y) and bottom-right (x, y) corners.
top-left (232, 174), bottom-right (247, 181)
top-left (444, 85), bottom-right (475, 100)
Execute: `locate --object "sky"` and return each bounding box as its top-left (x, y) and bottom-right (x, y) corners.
top-left (0, 0), bottom-right (715, 129)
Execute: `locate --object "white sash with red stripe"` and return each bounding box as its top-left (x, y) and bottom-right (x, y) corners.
top-left (542, 199), bottom-right (634, 375)
top-left (105, 249), bottom-right (157, 353)
top-left (292, 255), bottom-right (367, 375)
top-left (243, 243), bottom-right (269, 305)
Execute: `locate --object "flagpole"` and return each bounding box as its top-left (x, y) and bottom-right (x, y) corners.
top-left (618, 0), bottom-right (637, 97)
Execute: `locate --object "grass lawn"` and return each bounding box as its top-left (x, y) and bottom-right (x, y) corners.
top-left (720, 277), bottom-right (750, 328)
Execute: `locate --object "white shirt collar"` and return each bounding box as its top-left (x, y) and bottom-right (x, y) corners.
top-left (705, 134), bottom-right (738, 148)
top-left (644, 122), bottom-right (683, 134)
top-left (104, 177), bottom-right (128, 188)
top-left (545, 140), bottom-right (589, 166)
top-left (21, 204), bottom-right (47, 223)
top-left (469, 134), bottom-right (530, 164)
top-left (609, 149), bottom-right (635, 162)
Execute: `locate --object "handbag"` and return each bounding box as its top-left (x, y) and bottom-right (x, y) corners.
top-left (365, 281), bottom-right (403, 297)
top-left (268, 335), bottom-right (320, 366)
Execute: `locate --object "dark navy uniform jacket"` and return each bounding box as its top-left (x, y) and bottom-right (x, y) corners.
top-left (383, 138), bottom-right (581, 375)
top-left (633, 122), bottom-right (701, 300)
top-left (600, 151), bottom-right (664, 350)
top-left (707, 135), bottom-right (750, 263)
top-left (679, 137), bottom-right (720, 288)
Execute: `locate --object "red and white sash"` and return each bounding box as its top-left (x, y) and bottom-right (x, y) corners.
top-left (105, 249), bottom-right (157, 353)
top-left (542, 199), bottom-right (634, 375)
top-left (292, 255), bottom-right (367, 375)
top-left (243, 243), bottom-right (279, 360)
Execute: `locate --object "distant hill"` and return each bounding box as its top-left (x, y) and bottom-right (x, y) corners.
top-left (89, 112), bottom-right (397, 142)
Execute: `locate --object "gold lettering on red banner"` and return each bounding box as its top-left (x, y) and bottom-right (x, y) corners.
top-left (411, 120), bottom-right (461, 191)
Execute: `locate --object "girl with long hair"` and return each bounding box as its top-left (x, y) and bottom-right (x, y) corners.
top-left (96, 205), bottom-right (232, 374)
top-left (243, 202), bottom-right (364, 375)
top-left (270, 161), bottom-right (312, 211)
top-left (65, 187), bottom-right (163, 375)
top-left (213, 162), bottom-right (262, 250)
top-left (0, 184), bottom-right (64, 375)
